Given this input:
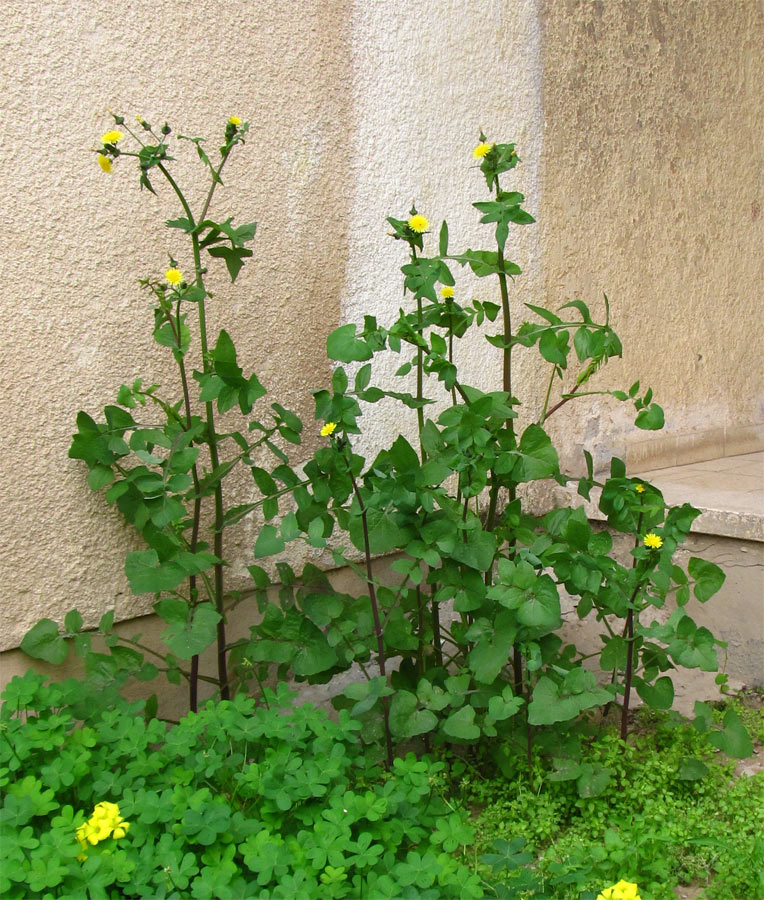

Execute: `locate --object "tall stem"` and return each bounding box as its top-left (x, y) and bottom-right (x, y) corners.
top-left (620, 511), bottom-right (644, 740)
top-left (620, 583), bottom-right (641, 741)
top-left (346, 458), bottom-right (394, 767)
top-left (158, 158), bottom-right (231, 699)
top-left (168, 300), bottom-right (204, 711)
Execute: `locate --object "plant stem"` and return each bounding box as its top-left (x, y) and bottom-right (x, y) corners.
top-left (620, 587), bottom-right (640, 741)
top-left (158, 160), bottom-right (230, 700)
top-left (167, 300), bottom-right (204, 712)
top-left (346, 452), bottom-right (394, 767)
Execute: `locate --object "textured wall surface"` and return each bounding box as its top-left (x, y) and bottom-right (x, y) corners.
top-left (1, 0), bottom-right (762, 659)
top-left (1, 0), bottom-right (356, 648)
top-left (537, 0), bottom-right (764, 473)
top-left (0, 0), bottom-right (545, 650)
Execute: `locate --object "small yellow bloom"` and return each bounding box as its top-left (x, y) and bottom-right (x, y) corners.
top-left (97, 154), bottom-right (112, 173)
top-left (635, 484), bottom-right (645, 493)
top-left (165, 268), bottom-right (184, 286)
top-left (75, 801), bottom-right (130, 860)
top-left (228, 116), bottom-right (242, 126)
top-left (597, 880), bottom-right (641, 900)
top-left (407, 214), bottom-right (428, 233)
top-left (320, 422), bottom-right (337, 437)
top-left (440, 286), bottom-right (455, 299)
top-left (473, 142), bottom-right (494, 159)
top-left (101, 130), bottom-right (124, 145)
top-left (643, 533), bottom-right (663, 550)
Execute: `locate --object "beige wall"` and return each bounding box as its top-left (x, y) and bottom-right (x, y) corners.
top-left (1, 0), bottom-right (762, 661)
top-left (538, 0), bottom-right (764, 474)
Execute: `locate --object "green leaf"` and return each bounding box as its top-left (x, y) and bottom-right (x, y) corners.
top-left (20, 619), bottom-right (68, 664)
top-left (349, 506), bottom-right (410, 555)
top-left (166, 216), bottom-right (193, 232)
top-left (518, 424), bottom-right (559, 480)
top-left (439, 220), bottom-right (449, 256)
top-left (635, 403), bottom-right (664, 430)
top-left (448, 527), bottom-right (497, 572)
top-left (326, 324), bottom-right (373, 363)
top-left (707, 708), bottom-right (754, 759)
top-left (635, 675), bottom-right (674, 710)
top-left (678, 757), bottom-right (709, 780)
top-left (389, 691), bottom-right (438, 738)
top-left (87, 464), bottom-right (115, 490)
top-left (688, 557), bottom-right (725, 602)
top-left (254, 524), bottom-right (286, 558)
top-left (64, 609), bottom-right (83, 633)
top-left (161, 602), bottom-right (221, 659)
top-left (469, 631), bottom-right (514, 684)
top-left (442, 704), bottom-right (480, 741)
top-left (206, 245), bottom-right (253, 281)
top-left (125, 550), bottom-right (186, 594)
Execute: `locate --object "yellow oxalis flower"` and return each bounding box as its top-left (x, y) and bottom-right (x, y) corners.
top-left (635, 484), bottom-right (645, 493)
top-left (165, 268), bottom-right (184, 286)
top-left (97, 154), bottom-right (112, 173)
top-left (643, 533), bottom-right (663, 550)
top-left (101, 130), bottom-right (124, 145)
top-left (473, 141), bottom-right (494, 159)
top-left (320, 422), bottom-right (337, 437)
top-left (597, 880), bottom-right (641, 900)
top-left (407, 214), bottom-right (428, 233)
top-left (76, 801), bottom-right (131, 860)
top-left (440, 286), bottom-right (455, 299)
top-left (228, 115), bottom-right (242, 126)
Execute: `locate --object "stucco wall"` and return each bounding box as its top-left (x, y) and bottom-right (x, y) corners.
top-left (537, 0), bottom-right (764, 474)
top-left (0, 0), bottom-right (545, 651)
top-left (1, 0), bottom-right (762, 661)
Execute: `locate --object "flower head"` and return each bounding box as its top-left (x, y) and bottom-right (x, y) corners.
top-left (440, 286), bottom-right (455, 299)
top-left (320, 422), bottom-right (337, 437)
top-left (407, 214), bottom-right (429, 233)
top-left (97, 153), bottom-right (112, 173)
top-left (228, 115), bottom-right (242, 126)
top-left (635, 484), bottom-right (645, 493)
top-left (597, 880), bottom-right (641, 900)
top-left (473, 141), bottom-right (494, 159)
top-left (101, 130), bottom-right (124, 145)
top-left (76, 801), bottom-right (130, 860)
top-left (165, 268), bottom-right (184, 286)
top-left (643, 532), bottom-right (663, 550)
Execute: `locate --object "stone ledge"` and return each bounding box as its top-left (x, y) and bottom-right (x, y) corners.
top-left (525, 451), bottom-right (764, 543)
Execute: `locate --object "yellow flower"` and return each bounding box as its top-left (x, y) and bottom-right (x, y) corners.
top-left (635, 484), bottom-right (645, 493)
top-left (597, 880), bottom-right (641, 900)
top-left (407, 214), bottom-right (428, 233)
top-left (440, 286), bottom-right (455, 299)
top-left (101, 130), bottom-right (124, 145)
top-left (320, 422), bottom-right (337, 437)
top-left (643, 533), bottom-right (663, 550)
top-left (76, 801), bottom-right (130, 860)
top-left (97, 154), bottom-right (112, 173)
top-left (228, 116), bottom-right (242, 126)
top-left (473, 141), bottom-right (494, 159)
top-left (165, 268), bottom-right (184, 286)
